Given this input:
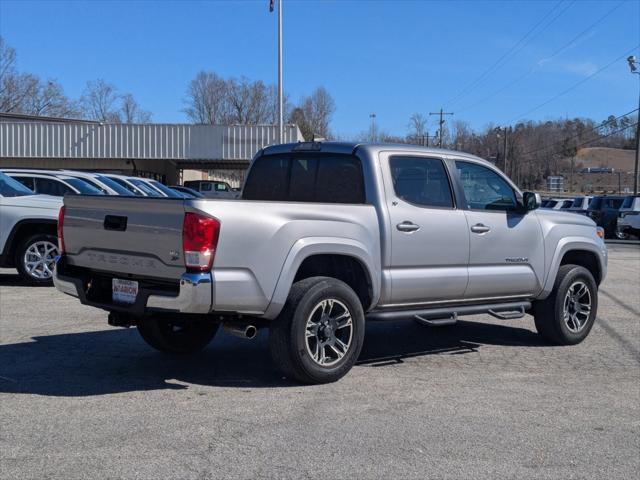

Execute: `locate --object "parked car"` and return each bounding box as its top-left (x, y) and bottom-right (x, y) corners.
top-left (616, 195), bottom-right (640, 239)
top-left (0, 171), bottom-right (62, 285)
top-left (541, 198), bottom-right (573, 210)
top-left (4, 171), bottom-right (105, 197)
top-left (136, 178), bottom-right (184, 198)
top-left (59, 170), bottom-right (135, 196)
top-left (170, 185), bottom-right (205, 198)
top-left (2, 169), bottom-right (134, 196)
top-left (586, 196), bottom-right (625, 238)
top-left (54, 142), bottom-right (607, 384)
top-left (568, 196), bottom-right (593, 214)
top-left (183, 180), bottom-right (238, 199)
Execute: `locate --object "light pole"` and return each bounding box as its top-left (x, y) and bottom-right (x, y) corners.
top-left (270, 0), bottom-right (284, 143)
top-left (369, 113), bottom-right (377, 142)
top-left (627, 55), bottom-right (639, 195)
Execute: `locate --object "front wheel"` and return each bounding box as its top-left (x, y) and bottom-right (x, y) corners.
top-left (533, 264), bottom-right (598, 345)
top-left (137, 316), bottom-right (219, 354)
top-left (15, 233), bottom-right (59, 286)
top-left (269, 277), bottom-right (365, 384)
top-left (615, 227), bottom-right (629, 240)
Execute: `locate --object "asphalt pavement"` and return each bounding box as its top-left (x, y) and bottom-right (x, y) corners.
top-left (0, 244), bottom-right (638, 479)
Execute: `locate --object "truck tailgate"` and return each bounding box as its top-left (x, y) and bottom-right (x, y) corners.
top-left (63, 196), bottom-right (186, 280)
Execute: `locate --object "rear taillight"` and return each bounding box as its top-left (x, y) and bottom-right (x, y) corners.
top-left (57, 206), bottom-right (65, 253)
top-left (182, 212), bottom-right (220, 271)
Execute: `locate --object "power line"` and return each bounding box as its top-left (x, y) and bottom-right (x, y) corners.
top-left (519, 108), bottom-right (639, 158)
top-left (520, 121), bottom-right (637, 165)
top-left (456, 1), bottom-right (625, 114)
top-left (445, 0), bottom-right (574, 108)
top-left (508, 45), bottom-right (640, 123)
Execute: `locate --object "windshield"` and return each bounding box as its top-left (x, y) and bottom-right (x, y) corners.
top-left (148, 180), bottom-right (183, 198)
top-left (64, 178), bottom-right (105, 195)
top-left (588, 197), bottom-right (602, 209)
top-left (93, 175), bottom-right (133, 195)
top-left (621, 196), bottom-right (635, 208)
top-left (108, 176), bottom-right (144, 195)
top-left (129, 178), bottom-right (163, 197)
top-left (0, 171), bottom-right (35, 197)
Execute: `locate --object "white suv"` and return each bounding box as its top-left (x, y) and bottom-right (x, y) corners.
top-left (616, 196), bottom-right (640, 239)
top-left (0, 172), bottom-right (62, 285)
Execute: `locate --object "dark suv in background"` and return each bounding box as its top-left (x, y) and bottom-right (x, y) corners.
top-left (586, 196), bottom-right (624, 238)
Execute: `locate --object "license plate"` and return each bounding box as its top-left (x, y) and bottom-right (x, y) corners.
top-left (112, 278), bottom-right (138, 305)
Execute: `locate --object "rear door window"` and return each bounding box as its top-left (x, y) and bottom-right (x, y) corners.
top-left (389, 156), bottom-right (453, 208)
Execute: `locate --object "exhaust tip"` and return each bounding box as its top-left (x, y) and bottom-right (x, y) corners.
top-left (245, 325), bottom-right (257, 339)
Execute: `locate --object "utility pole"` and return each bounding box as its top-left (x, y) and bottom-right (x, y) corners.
top-left (570, 156), bottom-right (574, 193)
top-left (369, 113), bottom-right (377, 142)
top-left (429, 108), bottom-right (453, 148)
top-left (503, 127), bottom-right (509, 176)
top-left (627, 55), bottom-right (639, 194)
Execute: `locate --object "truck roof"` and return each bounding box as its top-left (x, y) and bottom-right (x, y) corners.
top-left (261, 141), bottom-right (492, 166)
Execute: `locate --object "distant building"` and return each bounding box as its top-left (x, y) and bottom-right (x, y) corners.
top-left (0, 113), bottom-right (302, 185)
top-left (546, 175), bottom-right (564, 193)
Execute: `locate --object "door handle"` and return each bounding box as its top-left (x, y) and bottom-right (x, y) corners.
top-left (470, 223), bottom-right (490, 234)
top-left (396, 221), bottom-right (420, 233)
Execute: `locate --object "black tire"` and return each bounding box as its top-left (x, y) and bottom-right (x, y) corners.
top-left (15, 233), bottom-right (59, 286)
top-left (533, 264), bottom-right (598, 345)
top-left (269, 276), bottom-right (365, 384)
top-left (137, 316), bottom-right (219, 354)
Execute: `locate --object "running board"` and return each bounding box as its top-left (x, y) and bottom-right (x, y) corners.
top-left (487, 306), bottom-right (526, 320)
top-left (367, 300), bottom-right (532, 324)
top-left (414, 313), bottom-right (457, 327)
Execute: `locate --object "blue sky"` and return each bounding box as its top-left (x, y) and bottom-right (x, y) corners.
top-left (0, 0), bottom-right (638, 138)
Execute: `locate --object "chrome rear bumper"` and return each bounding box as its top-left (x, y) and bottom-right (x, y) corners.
top-left (53, 257), bottom-right (212, 315)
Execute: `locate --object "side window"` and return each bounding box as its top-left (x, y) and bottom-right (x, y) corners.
top-left (215, 183), bottom-right (229, 192)
top-left (35, 178), bottom-right (72, 196)
top-left (13, 176), bottom-right (35, 191)
top-left (201, 183), bottom-right (212, 192)
top-left (389, 156), bottom-right (453, 208)
top-left (455, 161), bottom-right (517, 211)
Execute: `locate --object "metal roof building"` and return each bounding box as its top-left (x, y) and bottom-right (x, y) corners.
top-left (0, 114), bottom-right (303, 184)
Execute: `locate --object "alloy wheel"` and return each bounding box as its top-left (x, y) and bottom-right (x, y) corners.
top-left (562, 281), bottom-right (592, 333)
top-left (305, 299), bottom-right (354, 367)
top-left (23, 240), bottom-right (58, 280)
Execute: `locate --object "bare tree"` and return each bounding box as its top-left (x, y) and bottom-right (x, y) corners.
top-left (121, 93), bottom-right (152, 123)
top-left (183, 71), bottom-right (231, 124)
top-left (80, 79), bottom-right (121, 122)
top-left (289, 87), bottom-right (335, 139)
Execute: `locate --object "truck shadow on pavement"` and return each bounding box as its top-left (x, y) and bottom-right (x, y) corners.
top-left (0, 318), bottom-right (548, 396)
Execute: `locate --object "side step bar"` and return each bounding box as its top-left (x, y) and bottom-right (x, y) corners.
top-left (367, 300), bottom-right (531, 325)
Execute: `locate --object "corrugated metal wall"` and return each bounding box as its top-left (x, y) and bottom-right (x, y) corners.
top-left (0, 122), bottom-right (301, 161)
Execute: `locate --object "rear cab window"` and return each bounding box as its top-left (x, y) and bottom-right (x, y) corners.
top-left (242, 153), bottom-right (365, 204)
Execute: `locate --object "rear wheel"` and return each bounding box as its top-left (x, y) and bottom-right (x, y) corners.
top-left (533, 264), bottom-right (597, 345)
top-left (269, 276), bottom-right (365, 384)
top-left (137, 316), bottom-right (219, 354)
top-left (15, 233), bottom-right (59, 286)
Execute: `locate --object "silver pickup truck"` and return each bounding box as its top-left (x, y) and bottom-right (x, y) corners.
top-left (54, 142), bottom-right (607, 384)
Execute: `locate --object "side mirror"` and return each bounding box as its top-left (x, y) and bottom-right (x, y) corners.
top-left (522, 191), bottom-right (541, 211)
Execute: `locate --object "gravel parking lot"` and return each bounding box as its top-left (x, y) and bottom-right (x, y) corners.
top-left (1, 244), bottom-right (638, 479)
